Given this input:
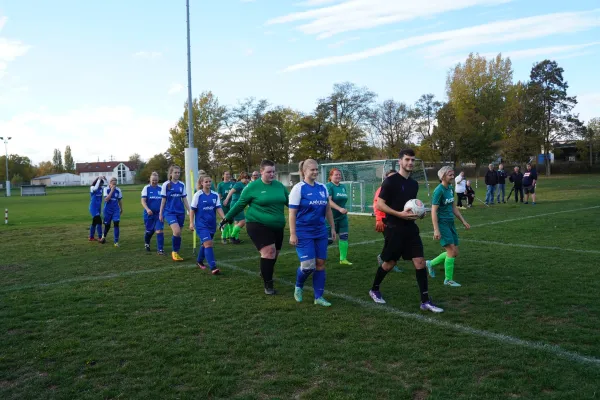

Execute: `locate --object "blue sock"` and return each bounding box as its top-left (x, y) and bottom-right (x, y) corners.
top-left (173, 235), bottom-right (181, 252)
top-left (295, 267), bottom-right (313, 289)
top-left (197, 246), bottom-right (206, 263)
top-left (157, 233), bottom-right (164, 251)
top-left (205, 247), bottom-right (216, 270)
top-left (312, 270), bottom-right (326, 299)
top-left (89, 224), bottom-right (95, 238)
top-left (97, 224), bottom-right (103, 238)
top-left (114, 226), bottom-right (120, 242)
top-left (144, 231), bottom-right (154, 245)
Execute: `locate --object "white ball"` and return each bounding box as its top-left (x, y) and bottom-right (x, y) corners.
top-left (404, 199), bottom-right (426, 217)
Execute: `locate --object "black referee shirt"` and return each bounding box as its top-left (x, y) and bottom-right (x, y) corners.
top-left (378, 173), bottom-right (419, 228)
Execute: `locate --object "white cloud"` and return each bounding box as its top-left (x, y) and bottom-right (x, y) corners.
top-left (133, 51), bottom-right (162, 59)
top-left (245, 48), bottom-right (255, 56)
top-left (328, 36), bottom-right (360, 48)
top-left (168, 83), bottom-right (184, 95)
top-left (0, 16), bottom-right (31, 79)
top-left (283, 9), bottom-right (600, 71)
top-left (296, 0), bottom-right (344, 6)
top-left (0, 107), bottom-right (174, 164)
top-left (267, 0), bottom-right (513, 39)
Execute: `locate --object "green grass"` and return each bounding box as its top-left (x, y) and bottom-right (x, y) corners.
top-left (1, 176), bottom-right (600, 399)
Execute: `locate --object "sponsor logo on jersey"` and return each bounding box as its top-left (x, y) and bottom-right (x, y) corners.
top-left (444, 197), bottom-right (454, 205)
top-left (319, 191), bottom-right (326, 198)
top-left (309, 200), bottom-right (328, 206)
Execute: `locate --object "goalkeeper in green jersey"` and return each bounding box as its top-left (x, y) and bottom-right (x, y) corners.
top-left (325, 168), bottom-right (352, 265)
top-left (217, 171), bottom-right (235, 244)
top-left (426, 166), bottom-right (470, 287)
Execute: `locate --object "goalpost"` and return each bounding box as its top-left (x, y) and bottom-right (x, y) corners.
top-left (320, 159), bottom-right (431, 216)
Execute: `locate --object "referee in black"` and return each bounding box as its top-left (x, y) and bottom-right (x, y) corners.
top-left (369, 149), bottom-right (444, 313)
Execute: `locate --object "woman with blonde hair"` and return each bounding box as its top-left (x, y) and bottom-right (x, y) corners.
top-left (141, 171), bottom-right (165, 254)
top-left (289, 159), bottom-right (336, 307)
top-left (159, 165), bottom-right (191, 261)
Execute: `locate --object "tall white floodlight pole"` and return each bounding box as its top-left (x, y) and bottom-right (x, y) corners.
top-left (184, 0), bottom-right (199, 202)
top-left (0, 136), bottom-right (11, 197)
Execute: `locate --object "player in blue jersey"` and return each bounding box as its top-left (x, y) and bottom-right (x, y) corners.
top-left (159, 165), bottom-right (191, 262)
top-left (99, 177), bottom-right (123, 247)
top-left (88, 175), bottom-right (106, 241)
top-left (289, 159), bottom-right (336, 307)
top-left (141, 172), bottom-right (165, 255)
top-left (190, 175), bottom-right (225, 275)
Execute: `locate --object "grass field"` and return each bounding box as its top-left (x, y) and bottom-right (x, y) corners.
top-left (1, 175), bottom-right (600, 399)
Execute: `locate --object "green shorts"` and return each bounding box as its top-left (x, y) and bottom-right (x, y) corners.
top-left (233, 211), bottom-right (245, 222)
top-left (439, 219), bottom-right (459, 247)
top-left (327, 216), bottom-right (349, 239)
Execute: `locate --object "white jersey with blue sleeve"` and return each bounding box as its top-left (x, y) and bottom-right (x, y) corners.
top-left (289, 181), bottom-right (329, 239)
top-left (190, 190), bottom-right (221, 232)
top-left (89, 180), bottom-right (103, 215)
top-left (161, 181), bottom-right (187, 215)
top-left (142, 184), bottom-right (162, 216)
top-left (103, 186), bottom-right (123, 214)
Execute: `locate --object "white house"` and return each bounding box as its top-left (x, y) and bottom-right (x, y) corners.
top-left (31, 173), bottom-right (81, 186)
top-left (76, 161), bottom-right (138, 185)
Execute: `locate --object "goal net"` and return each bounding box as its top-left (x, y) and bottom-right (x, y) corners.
top-left (320, 159), bottom-right (430, 216)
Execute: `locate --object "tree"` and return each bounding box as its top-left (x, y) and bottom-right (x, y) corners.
top-left (0, 154), bottom-right (36, 182)
top-left (414, 94), bottom-right (442, 142)
top-left (320, 82), bottom-right (376, 160)
top-left (428, 102), bottom-right (458, 162)
top-left (446, 53), bottom-right (513, 167)
top-left (295, 105), bottom-right (333, 162)
top-left (11, 173), bottom-right (23, 186)
top-left (254, 107), bottom-right (301, 164)
top-left (36, 161), bottom-right (54, 176)
top-left (140, 153), bottom-right (171, 183)
top-left (52, 149), bottom-right (64, 173)
top-left (528, 60), bottom-right (578, 175)
top-left (128, 153), bottom-right (146, 183)
top-left (168, 91), bottom-right (228, 174)
top-left (578, 118), bottom-right (600, 166)
top-left (64, 146), bottom-right (75, 173)
top-left (369, 99), bottom-right (415, 158)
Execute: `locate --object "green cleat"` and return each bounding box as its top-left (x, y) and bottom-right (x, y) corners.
top-left (444, 279), bottom-right (462, 287)
top-left (294, 286), bottom-right (303, 302)
top-left (339, 259), bottom-right (353, 265)
top-left (426, 260), bottom-right (435, 278)
top-left (314, 297), bottom-right (332, 307)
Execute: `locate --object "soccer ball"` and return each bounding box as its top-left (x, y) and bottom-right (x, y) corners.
top-left (404, 199), bottom-right (426, 218)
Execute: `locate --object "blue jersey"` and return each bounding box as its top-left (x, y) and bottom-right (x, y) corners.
top-left (190, 190), bottom-right (221, 232)
top-left (289, 181), bottom-right (329, 239)
top-left (103, 186), bottom-right (123, 214)
top-left (141, 184), bottom-right (162, 216)
top-left (89, 181), bottom-right (103, 214)
top-left (161, 180), bottom-right (187, 215)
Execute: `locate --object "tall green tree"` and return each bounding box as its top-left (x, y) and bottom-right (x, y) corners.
top-left (428, 102), bottom-right (458, 162)
top-left (500, 82), bottom-right (541, 162)
top-left (414, 93), bottom-right (442, 142)
top-left (294, 105), bottom-right (333, 162)
top-left (128, 153), bottom-right (146, 182)
top-left (577, 117), bottom-right (600, 166)
top-left (369, 99), bottom-right (415, 158)
top-left (168, 91), bottom-right (227, 173)
top-left (140, 153), bottom-right (171, 183)
top-left (64, 146), bottom-right (75, 173)
top-left (528, 60), bottom-right (578, 175)
top-left (0, 154), bottom-right (36, 182)
top-left (446, 53), bottom-right (513, 167)
top-left (254, 107), bottom-right (301, 164)
top-left (52, 149), bottom-right (64, 173)
top-left (320, 82), bottom-right (376, 160)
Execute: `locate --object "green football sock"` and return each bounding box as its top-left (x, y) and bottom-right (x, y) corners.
top-left (231, 225), bottom-right (241, 239)
top-left (223, 224), bottom-right (230, 239)
top-left (339, 240), bottom-right (349, 261)
top-left (431, 252), bottom-right (447, 267)
top-left (445, 257), bottom-right (455, 281)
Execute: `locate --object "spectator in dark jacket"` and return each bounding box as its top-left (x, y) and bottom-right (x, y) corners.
top-left (523, 163), bottom-right (538, 205)
top-left (496, 163), bottom-right (507, 203)
top-left (484, 164), bottom-right (498, 205)
top-left (465, 180), bottom-right (475, 207)
top-left (509, 166), bottom-right (524, 203)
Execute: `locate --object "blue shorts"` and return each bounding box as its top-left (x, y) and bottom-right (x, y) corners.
top-left (195, 228), bottom-right (215, 244)
top-left (165, 213), bottom-right (185, 227)
top-left (296, 236), bottom-right (329, 262)
top-left (103, 209), bottom-right (120, 224)
top-left (89, 207), bottom-right (101, 218)
top-left (144, 214), bottom-right (164, 232)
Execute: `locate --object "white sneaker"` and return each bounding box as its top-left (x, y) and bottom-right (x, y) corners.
top-left (444, 279), bottom-right (462, 287)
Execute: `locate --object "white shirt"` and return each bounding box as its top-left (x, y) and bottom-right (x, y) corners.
top-left (455, 175), bottom-right (466, 193)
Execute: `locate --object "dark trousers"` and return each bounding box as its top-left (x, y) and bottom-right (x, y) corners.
top-left (457, 192), bottom-right (466, 207)
top-left (514, 187), bottom-right (524, 202)
top-left (467, 195), bottom-right (474, 206)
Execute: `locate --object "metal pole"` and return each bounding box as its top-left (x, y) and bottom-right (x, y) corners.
top-left (1, 137), bottom-right (10, 197)
top-left (186, 0), bottom-right (194, 147)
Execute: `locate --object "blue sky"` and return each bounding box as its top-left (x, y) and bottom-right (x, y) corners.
top-left (1, 0), bottom-right (599, 164)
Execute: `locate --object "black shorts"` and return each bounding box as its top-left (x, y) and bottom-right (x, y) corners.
top-left (381, 224), bottom-right (424, 262)
top-left (246, 222), bottom-right (284, 251)
top-left (524, 185), bottom-right (535, 194)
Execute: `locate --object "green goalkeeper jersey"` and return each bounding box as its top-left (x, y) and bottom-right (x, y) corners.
top-left (432, 183), bottom-right (455, 220)
top-left (217, 181), bottom-right (235, 207)
top-left (225, 179), bottom-right (289, 229)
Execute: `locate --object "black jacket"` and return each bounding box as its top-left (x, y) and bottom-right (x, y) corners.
top-left (466, 185), bottom-right (475, 197)
top-left (497, 169), bottom-right (507, 184)
top-left (509, 172), bottom-right (523, 187)
top-left (485, 169), bottom-right (498, 185)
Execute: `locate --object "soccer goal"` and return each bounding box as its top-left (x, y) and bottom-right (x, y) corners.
top-left (320, 159), bottom-right (430, 216)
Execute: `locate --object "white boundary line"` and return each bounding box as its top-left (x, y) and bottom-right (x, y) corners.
top-left (218, 260), bottom-right (600, 367)
top-left (460, 239), bottom-right (600, 255)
